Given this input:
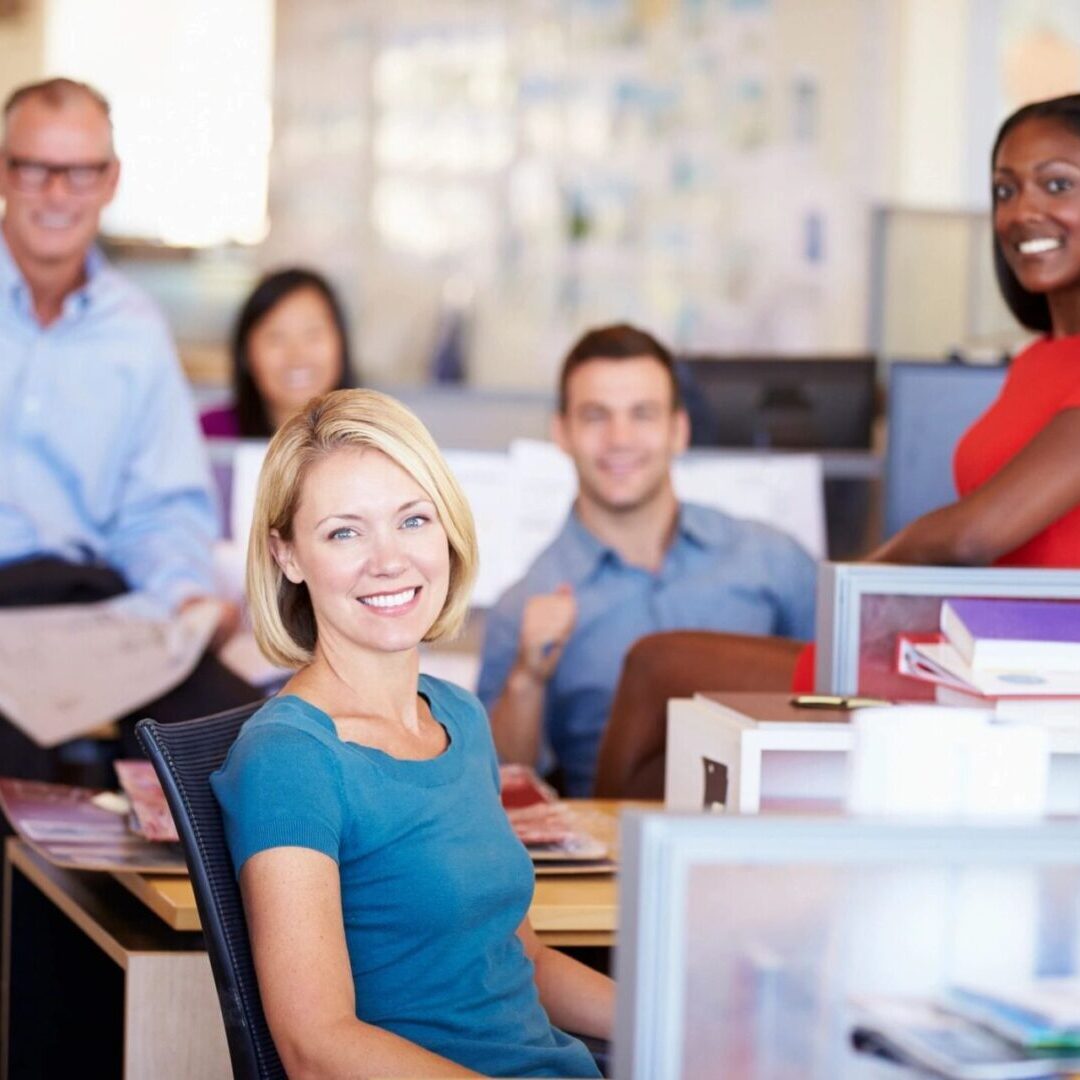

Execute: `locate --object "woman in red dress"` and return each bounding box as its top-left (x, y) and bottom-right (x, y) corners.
top-left (871, 92), bottom-right (1080, 568)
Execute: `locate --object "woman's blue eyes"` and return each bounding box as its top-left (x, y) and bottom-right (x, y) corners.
top-left (327, 516), bottom-right (427, 540)
top-left (1047, 177), bottom-right (1073, 194)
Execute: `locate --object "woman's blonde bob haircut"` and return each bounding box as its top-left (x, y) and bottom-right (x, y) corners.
top-left (246, 389), bottom-right (478, 669)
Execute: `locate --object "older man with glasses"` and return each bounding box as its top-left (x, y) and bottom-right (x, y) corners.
top-left (0, 78), bottom-right (256, 784)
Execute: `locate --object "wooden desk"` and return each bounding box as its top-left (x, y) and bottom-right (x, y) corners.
top-left (111, 799), bottom-right (637, 947)
top-left (2, 838), bottom-right (229, 1080)
top-left (3, 800), bottom-right (645, 1079)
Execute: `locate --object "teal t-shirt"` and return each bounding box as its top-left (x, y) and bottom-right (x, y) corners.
top-left (211, 674), bottom-right (600, 1079)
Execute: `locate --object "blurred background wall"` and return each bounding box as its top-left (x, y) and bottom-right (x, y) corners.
top-left (1, 0), bottom-right (1078, 390)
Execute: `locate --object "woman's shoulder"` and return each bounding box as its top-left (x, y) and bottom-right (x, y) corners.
top-left (1011, 335), bottom-right (1080, 370)
top-left (225, 695), bottom-right (342, 767)
top-left (199, 404), bottom-right (240, 438)
top-left (211, 697), bottom-right (348, 823)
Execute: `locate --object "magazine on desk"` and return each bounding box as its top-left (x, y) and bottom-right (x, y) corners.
top-left (0, 763), bottom-right (614, 877)
top-left (498, 764), bottom-right (613, 873)
top-left (0, 777), bottom-right (187, 874)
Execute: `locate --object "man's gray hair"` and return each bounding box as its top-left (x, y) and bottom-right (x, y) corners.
top-left (2, 77), bottom-right (113, 149)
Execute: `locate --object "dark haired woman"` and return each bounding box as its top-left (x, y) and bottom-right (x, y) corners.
top-left (201, 267), bottom-right (355, 438)
top-left (871, 91), bottom-right (1080, 567)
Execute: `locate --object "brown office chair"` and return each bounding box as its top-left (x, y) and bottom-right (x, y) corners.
top-left (593, 630), bottom-right (805, 799)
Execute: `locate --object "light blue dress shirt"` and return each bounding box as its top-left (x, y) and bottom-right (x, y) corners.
top-left (477, 503), bottom-right (817, 796)
top-left (0, 232), bottom-right (217, 612)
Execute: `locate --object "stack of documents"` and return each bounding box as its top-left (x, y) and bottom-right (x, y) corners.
top-left (851, 987), bottom-right (1080, 1079)
top-left (946, 980), bottom-right (1080, 1053)
top-left (896, 598), bottom-right (1080, 724)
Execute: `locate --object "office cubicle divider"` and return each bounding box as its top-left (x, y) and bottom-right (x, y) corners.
top-left (614, 811), bottom-right (1080, 1080)
top-left (814, 563), bottom-right (1080, 696)
top-left (210, 437), bottom-right (828, 610)
top-left (883, 361), bottom-right (1007, 538)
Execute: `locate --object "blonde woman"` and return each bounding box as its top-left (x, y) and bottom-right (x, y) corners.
top-left (212, 389), bottom-right (612, 1078)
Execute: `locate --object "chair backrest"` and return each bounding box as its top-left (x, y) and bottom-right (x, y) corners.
top-left (136, 705), bottom-right (286, 1080)
top-left (594, 630), bottom-right (803, 798)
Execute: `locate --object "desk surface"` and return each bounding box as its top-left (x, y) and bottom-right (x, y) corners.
top-left (112, 799), bottom-right (651, 947)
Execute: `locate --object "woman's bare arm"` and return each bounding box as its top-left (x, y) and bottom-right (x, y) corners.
top-left (868, 409), bottom-right (1080, 565)
top-left (241, 846), bottom-right (484, 1079)
top-left (517, 917), bottom-right (615, 1041)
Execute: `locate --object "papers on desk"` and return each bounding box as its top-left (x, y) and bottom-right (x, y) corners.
top-left (499, 764), bottom-right (613, 872)
top-left (898, 633), bottom-right (1080, 701)
top-left (0, 595), bottom-right (222, 747)
top-left (850, 993), bottom-right (1080, 1078)
top-left (946, 980), bottom-right (1080, 1053)
top-left (0, 778), bottom-right (186, 874)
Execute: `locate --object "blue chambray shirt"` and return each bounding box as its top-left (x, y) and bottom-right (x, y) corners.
top-left (0, 232), bottom-right (217, 612)
top-left (477, 503), bottom-right (817, 796)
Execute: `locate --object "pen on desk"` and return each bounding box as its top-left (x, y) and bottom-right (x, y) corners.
top-left (790, 694), bottom-right (892, 710)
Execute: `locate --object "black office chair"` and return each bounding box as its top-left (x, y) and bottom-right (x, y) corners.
top-left (136, 705), bottom-right (285, 1080)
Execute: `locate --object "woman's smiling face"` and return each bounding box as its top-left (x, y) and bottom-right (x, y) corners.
top-left (271, 446), bottom-right (450, 660)
top-left (246, 286), bottom-right (345, 425)
top-left (993, 116), bottom-right (1080, 302)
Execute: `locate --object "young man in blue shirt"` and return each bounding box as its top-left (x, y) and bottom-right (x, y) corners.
top-left (477, 324), bottom-right (817, 796)
top-left (0, 78), bottom-right (254, 779)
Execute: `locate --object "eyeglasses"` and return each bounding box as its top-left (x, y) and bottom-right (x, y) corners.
top-left (4, 155), bottom-right (112, 194)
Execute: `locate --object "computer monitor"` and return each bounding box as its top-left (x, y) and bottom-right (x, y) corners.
top-left (884, 360), bottom-right (1008, 537)
top-left (615, 812), bottom-right (1080, 1080)
top-left (675, 355), bottom-right (878, 558)
top-left (675, 355), bottom-right (878, 451)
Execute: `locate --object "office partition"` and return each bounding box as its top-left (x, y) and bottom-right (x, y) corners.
top-left (883, 361), bottom-right (1007, 538)
top-left (615, 812), bottom-right (1080, 1080)
top-left (814, 563), bottom-right (1080, 695)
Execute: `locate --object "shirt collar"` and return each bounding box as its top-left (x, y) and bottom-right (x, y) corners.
top-left (65, 246), bottom-right (105, 317)
top-left (676, 502), bottom-right (734, 550)
top-left (0, 227), bottom-right (105, 321)
top-left (0, 229), bottom-right (22, 310)
top-left (557, 500), bottom-right (733, 585)
top-left (556, 508), bottom-right (617, 587)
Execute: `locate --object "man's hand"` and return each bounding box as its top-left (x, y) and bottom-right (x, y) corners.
top-left (515, 584), bottom-right (576, 683)
top-left (178, 595), bottom-right (241, 653)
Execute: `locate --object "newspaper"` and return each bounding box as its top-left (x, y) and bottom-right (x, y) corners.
top-left (0, 594), bottom-right (221, 747)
